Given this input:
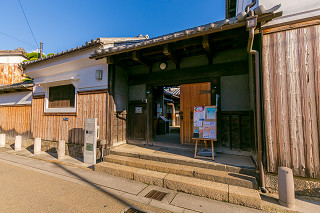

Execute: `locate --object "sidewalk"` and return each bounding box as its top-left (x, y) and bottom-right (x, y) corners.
top-left (0, 147), bottom-right (319, 213)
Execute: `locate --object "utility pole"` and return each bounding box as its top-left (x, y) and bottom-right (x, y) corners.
top-left (40, 42), bottom-right (43, 58)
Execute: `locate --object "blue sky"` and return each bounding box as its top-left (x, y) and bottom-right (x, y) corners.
top-left (0, 0), bottom-right (225, 54)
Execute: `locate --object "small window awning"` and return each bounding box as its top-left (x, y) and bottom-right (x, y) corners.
top-left (36, 75), bottom-right (80, 85)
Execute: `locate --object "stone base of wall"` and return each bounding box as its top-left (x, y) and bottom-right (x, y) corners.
top-left (265, 173), bottom-right (320, 198)
top-left (39, 140), bottom-right (104, 159)
top-left (5, 136), bottom-right (103, 160)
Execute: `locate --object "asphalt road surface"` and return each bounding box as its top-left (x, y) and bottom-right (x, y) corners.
top-left (0, 161), bottom-right (167, 213)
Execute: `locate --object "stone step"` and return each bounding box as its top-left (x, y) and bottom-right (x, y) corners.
top-left (104, 154), bottom-right (258, 189)
top-left (109, 149), bottom-right (256, 177)
top-left (94, 162), bottom-right (262, 209)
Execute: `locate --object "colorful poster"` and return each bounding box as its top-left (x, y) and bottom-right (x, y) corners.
top-left (206, 107), bottom-right (216, 120)
top-left (194, 106), bottom-right (205, 121)
top-left (203, 131), bottom-right (210, 138)
top-left (210, 130), bottom-right (216, 139)
top-left (194, 121), bottom-right (202, 127)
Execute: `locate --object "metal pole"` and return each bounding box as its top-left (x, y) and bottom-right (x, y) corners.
top-left (246, 8), bottom-right (266, 192)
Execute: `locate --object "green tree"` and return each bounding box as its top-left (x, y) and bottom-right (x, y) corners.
top-left (23, 52), bottom-right (46, 62)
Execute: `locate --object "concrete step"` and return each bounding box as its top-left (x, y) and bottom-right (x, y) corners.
top-left (109, 149), bottom-right (256, 177)
top-left (104, 154), bottom-right (258, 189)
top-left (94, 162), bottom-right (262, 209)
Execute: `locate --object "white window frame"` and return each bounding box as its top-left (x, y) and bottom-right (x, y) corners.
top-left (37, 76), bottom-right (79, 113)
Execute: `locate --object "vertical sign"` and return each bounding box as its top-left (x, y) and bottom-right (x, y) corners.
top-left (84, 118), bottom-right (97, 164)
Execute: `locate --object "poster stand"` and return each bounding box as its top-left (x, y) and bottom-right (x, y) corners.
top-left (192, 105), bottom-right (217, 161)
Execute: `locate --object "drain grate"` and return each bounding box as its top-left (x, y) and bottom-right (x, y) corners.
top-left (145, 190), bottom-right (168, 201)
top-left (124, 208), bottom-right (144, 213)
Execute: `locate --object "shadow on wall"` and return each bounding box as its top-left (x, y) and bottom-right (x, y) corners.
top-left (0, 127), bottom-right (32, 139)
top-left (68, 128), bottom-right (85, 145)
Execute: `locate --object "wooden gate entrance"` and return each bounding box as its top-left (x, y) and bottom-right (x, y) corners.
top-left (180, 82), bottom-right (212, 144)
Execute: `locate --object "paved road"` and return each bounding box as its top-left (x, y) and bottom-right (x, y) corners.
top-left (0, 161), bottom-right (168, 213)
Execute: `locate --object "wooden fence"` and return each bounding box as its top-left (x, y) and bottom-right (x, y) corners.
top-left (262, 24), bottom-right (320, 179)
top-left (32, 91), bottom-right (107, 145)
top-left (0, 105), bottom-right (32, 138)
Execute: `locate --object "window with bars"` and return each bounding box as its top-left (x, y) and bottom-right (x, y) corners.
top-left (48, 84), bottom-right (75, 108)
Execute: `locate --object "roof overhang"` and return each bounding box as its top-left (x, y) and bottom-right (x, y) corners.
top-left (90, 12), bottom-right (282, 60)
top-left (0, 81), bottom-right (33, 94)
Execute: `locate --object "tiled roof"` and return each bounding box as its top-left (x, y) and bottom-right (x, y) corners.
top-left (0, 47), bottom-right (27, 57)
top-left (0, 80), bottom-right (33, 93)
top-left (90, 6), bottom-right (281, 59)
top-left (21, 35), bottom-right (148, 67)
top-left (164, 87), bottom-right (180, 98)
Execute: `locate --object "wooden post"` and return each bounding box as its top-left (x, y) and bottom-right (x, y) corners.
top-left (0, 134), bottom-right (5, 147)
top-left (107, 64), bottom-right (115, 148)
top-left (146, 84), bottom-right (153, 145)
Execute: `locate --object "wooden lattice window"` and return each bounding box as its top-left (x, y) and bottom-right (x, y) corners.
top-left (48, 84), bottom-right (75, 108)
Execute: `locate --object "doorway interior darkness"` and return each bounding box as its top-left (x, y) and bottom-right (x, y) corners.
top-left (153, 85), bottom-right (181, 145)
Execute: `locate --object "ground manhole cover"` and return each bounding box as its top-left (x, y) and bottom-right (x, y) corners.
top-left (144, 189), bottom-right (168, 201)
top-left (124, 208), bottom-right (144, 213)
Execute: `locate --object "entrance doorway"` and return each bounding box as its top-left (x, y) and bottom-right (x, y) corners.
top-left (153, 86), bottom-right (181, 145)
top-left (151, 82), bottom-right (216, 145)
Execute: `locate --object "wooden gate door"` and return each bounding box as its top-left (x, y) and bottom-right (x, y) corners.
top-left (128, 103), bottom-right (146, 140)
top-left (180, 82), bottom-right (211, 143)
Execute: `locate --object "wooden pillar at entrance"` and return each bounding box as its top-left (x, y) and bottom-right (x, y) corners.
top-left (146, 84), bottom-right (153, 145)
top-left (167, 103), bottom-right (175, 126)
top-left (107, 63), bottom-right (115, 148)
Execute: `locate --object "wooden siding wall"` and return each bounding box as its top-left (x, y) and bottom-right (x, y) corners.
top-left (32, 92), bottom-right (107, 145)
top-left (112, 111), bottom-right (127, 143)
top-left (0, 105), bottom-right (32, 138)
top-left (262, 24), bottom-right (320, 179)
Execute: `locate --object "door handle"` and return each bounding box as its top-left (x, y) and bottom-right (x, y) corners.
top-left (190, 111), bottom-right (193, 119)
top-left (180, 111), bottom-right (183, 120)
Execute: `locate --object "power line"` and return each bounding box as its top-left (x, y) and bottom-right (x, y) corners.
top-left (0, 31), bottom-right (38, 48)
top-left (18, 0), bottom-right (39, 49)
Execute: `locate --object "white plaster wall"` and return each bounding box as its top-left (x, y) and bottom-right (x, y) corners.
top-left (221, 74), bottom-right (249, 111)
top-left (0, 91), bottom-right (32, 106)
top-left (237, 0), bottom-right (320, 27)
top-left (0, 55), bottom-right (27, 64)
top-left (25, 48), bottom-right (108, 95)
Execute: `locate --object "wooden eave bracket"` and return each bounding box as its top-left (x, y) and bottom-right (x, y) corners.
top-left (202, 35), bottom-right (213, 64)
top-left (163, 44), bottom-right (180, 69)
top-left (132, 51), bottom-right (152, 69)
top-left (107, 56), bottom-right (114, 64)
top-left (107, 55), bottom-right (130, 70)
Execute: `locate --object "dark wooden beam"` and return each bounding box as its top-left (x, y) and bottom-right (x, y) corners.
top-left (129, 60), bottom-right (248, 86)
top-left (202, 35), bottom-right (213, 64)
top-left (107, 56), bottom-right (114, 64)
top-left (163, 44), bottom-right (180, 69)
top-left (132, 51), bottom-right (152, 69)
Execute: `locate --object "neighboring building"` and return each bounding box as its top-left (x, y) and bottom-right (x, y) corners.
top-left (21, 35), bottom-right (148, 157)
top-left (0, 47), bottom-right (28, 85)
top-left (0, 81), bottom-right (33, 139)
